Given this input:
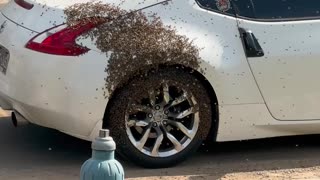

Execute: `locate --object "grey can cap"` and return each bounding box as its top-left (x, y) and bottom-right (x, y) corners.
top-left (92, 129), bottom-right (116, 151)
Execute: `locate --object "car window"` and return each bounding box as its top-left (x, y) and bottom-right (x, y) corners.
top-left (196, 0), bottom-right (234, 16)
top-left (232, 0), bottom-right (255, 18)
top-left (233, 0), bottom-right (320, 20)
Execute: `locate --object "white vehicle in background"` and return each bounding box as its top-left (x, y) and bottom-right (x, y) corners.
top-left (0, 0), bottom-right (320, 168)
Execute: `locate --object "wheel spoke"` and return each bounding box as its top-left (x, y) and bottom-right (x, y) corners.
top-left (136, 126), bottom-right (152, 150)
top-left (167, 120), bottom-right (194, 139)
top-left (162, 83), bottom-right (170, 104)
top-left (129, 104), bottom-right (153, 113)
top-left (151, 128), bottom-right (164, 156)
top-left (127, 119), bottom-right (149, 127)
top-left (168, 93), bottom-right (188, 107)
top-left (164, 130), bottom-right (183, 151)
top-left (171, 106), bottom-right (199, 119)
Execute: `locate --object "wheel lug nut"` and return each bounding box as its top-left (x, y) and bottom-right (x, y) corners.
top-left (155, 106), bottom-right (160, 110)
top-left (163, 120), bottom-right (168, 125)
top-left (164, 110), bottom-right (169, 115)
top-left (153, 122), bottom-right (158, 127)
top-left (148, 114), bottom-right (153, 118)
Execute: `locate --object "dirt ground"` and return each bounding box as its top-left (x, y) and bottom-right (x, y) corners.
top-left (1, 1), bottom-right (320, 180)
top-left (1, 108), bottom-right (320, 180)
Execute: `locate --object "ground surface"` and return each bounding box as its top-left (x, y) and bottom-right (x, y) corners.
top-left (2, 1), bottom-right (320, 180)
top-left (1, 109), bottom-right (320, 180)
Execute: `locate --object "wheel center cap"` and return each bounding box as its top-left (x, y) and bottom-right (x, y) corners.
top-left (153, 111), bottom-right (164, 122)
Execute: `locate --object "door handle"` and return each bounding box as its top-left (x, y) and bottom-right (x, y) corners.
top-left (239, 28), bottom-right (264, 57)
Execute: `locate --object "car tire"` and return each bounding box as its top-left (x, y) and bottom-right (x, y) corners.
top-left (106, 68), bottom-right (212, 168)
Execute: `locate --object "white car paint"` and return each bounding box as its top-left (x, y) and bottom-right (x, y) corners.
top-left (1, 0), bottom-right (166, 32)
top-left (0, 0), bottom-right (319, 144)
top-left (238, 19), bottom-right (320, 121)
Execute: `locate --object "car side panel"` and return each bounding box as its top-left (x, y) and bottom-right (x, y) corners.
top-left (218, 103), bottom-right (320, 141)
top-left (135, 1), bottom-right (320, 142)
top-left (115, 0), bottom-right (265, 106)
top-left (238, 19), bottom-right (320, 121)
top-left (0, 13), bottom-right (109, 139)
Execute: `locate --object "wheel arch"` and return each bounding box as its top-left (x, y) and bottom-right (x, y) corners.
top-left (102, 64), bottom-right (219, 141)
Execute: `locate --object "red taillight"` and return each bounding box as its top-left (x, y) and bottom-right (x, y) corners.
top-left (26, 19), bottom-right (106, 56)
top-left (14, 0), bottom-right (34, 10)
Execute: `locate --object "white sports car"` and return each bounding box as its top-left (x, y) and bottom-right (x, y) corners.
top-left (0, 0), bottom-right (320, 168)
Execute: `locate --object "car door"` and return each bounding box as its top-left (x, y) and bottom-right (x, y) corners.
top-left (233, 0), bottom-right (320, 120)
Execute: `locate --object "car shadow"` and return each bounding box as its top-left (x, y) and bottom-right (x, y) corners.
top-left (1, 116), bottom-right (320, 179)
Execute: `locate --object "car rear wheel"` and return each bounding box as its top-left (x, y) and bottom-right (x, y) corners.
top-left (107, 68), bottom-right (212, 168)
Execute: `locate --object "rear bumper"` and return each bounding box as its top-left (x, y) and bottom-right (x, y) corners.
top-left (0, 13), bottom-right (33, 111)
top-left (0, 13), bottom-right (109, 140)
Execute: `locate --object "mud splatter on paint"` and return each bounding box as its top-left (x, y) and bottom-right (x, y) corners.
top-left (64, 2), bottom-right (202, 96)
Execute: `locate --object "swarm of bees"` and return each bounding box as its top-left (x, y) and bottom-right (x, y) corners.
top-left (64, 2), bottom-right (201, 96)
